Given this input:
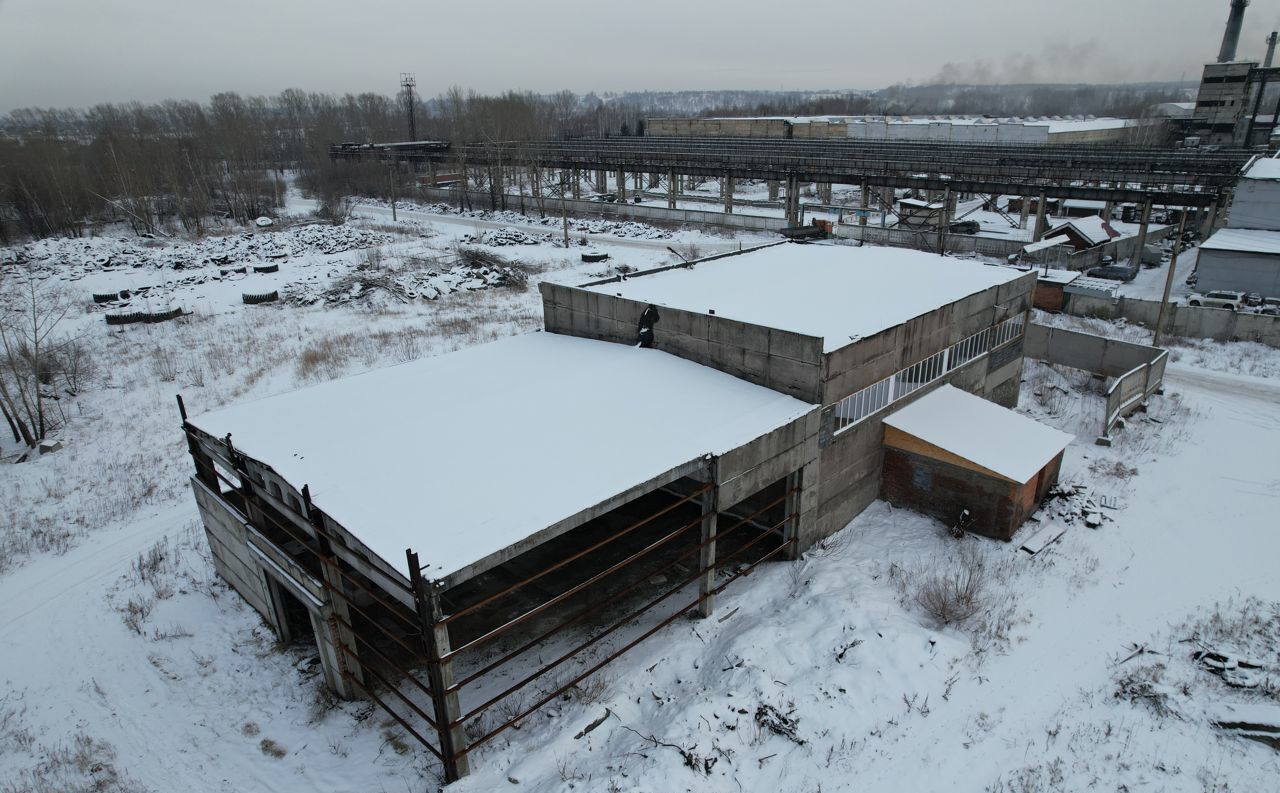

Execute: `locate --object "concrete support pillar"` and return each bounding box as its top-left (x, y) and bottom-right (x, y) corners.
top-left (1132, 199), bottom-right (1153, 265)
top-left (937, 186), bottom-right (952, 253)
top-left (1018, 196), bottom-right (1030, 230)
top-left (409, 551), bottom-right (469, 782)
top-left (633, 172), bottom-right (642, 197)
top-left (859, 178), bottom-right (870, 227)
top-left (647, 172), bottom-right (660, 189)
top-left (570, 169), bottom-right (580, 199)
top-left (818, 182), bottom-right (832, 204)
top-left (1102, 199), bottom-right (1115, 221)
top-left (595, 170), bottom-right (607, 194)
top-left (784, 175), bottom-right (801, 225)
top-left (696, 479), bottom-right (719, 618)
top-left (1201, 192), bottom-right (1226, 238)
top-left (881, 184), bottom-right (893, 227)
top-left (616, 167), bottom-right (626, 202)
top-left (428, 160), bottom-right (438, 188)
top-left (1032, 191), bottom-right (1048, 242)
top-left (722, 175), bottom-right (734, 214)
top-left (667, 169), bottom-right (678, 210)
top-left (767, 180), bottom-right (780, 201)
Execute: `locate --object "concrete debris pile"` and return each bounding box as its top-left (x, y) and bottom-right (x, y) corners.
top-left (462, 228), bottom-right (552, 246)
top-left (284, 261), bottom-right (519, 306)
top-left (1036, 482), bottom-right (1113, 528)
top-left (1193, 647), bottom-right (1272, 689)
top-left (2, 224), bottom-right (391, 279)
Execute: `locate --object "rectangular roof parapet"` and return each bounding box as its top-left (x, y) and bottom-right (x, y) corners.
top-left (189, 332), bottom-right (816, 581)
top-left (883, 385), bottom-right (1072, 483)
top-left (583, 243), bottom-right (1024, 353)
top-left (1243, 156), bottom-right (1280, 181)
top-left (1200, 227), bottom-right (1280, 254)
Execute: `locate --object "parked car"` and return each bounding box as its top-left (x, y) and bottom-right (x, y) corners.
top-left (1086, 263), bottom-right (1139, 282)
top-left (948, 220), bottom-right (980, 235)
top-left (1185, 270), bottom-right (1199, 287)
top-left (1245, 292), bottom-right (1263, 307)
top-left (1186, 290), bottom-right (1245, 310)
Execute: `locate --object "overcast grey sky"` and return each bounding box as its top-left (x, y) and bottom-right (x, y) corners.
top-left (3, 0), bottom-right (1280, 112)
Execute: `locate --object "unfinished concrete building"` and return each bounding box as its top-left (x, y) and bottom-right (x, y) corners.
top-left (183, 241), bottom-right (1039, 780)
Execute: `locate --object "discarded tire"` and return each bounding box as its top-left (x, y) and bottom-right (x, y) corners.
top-left (252, 264), bottom-right (279, 274)
top-left (581, 251), bottom-right (610, 263)
top-left (242, 291), bottom-right (279, 305)
top-left (219, 266), bottom-right (249, 276)
top-left (92, 292), bottom-right (119, 304)
top-left (105, 311), bottom-right (147, 326)
top-left (105, 307), bottom-right (183, 326)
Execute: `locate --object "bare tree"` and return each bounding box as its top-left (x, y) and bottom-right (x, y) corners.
top-left (0, 262), bottom-right (77, 448)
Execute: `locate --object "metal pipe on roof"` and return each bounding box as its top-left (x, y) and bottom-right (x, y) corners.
top-left (1265, 31), bottom-right (1278, 68)
top-left (1218, 0), bottom-right (1249, 63)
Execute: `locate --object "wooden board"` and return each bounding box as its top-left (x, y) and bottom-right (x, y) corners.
top-left (1019, 523), bottom-right (1068, 555)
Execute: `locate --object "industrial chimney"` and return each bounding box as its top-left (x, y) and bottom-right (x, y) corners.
top-left (1266, 31), bottom-right (1278, 68)
top-left (1218, 0), bottom-right (1249, 63)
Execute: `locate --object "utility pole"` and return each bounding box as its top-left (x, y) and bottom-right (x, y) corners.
top-left (400, 73), bottom-right (417, 141)
top-left (1152, 213), bottom-right (1188, 348)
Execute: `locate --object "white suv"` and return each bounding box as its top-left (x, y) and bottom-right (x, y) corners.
top-left (1187, 290), bottom-right (1244, 311)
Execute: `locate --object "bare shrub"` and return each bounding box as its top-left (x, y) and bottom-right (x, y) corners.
top-left (151, 348), bottom-right (179, 382)
top-left (391, 330), bottom-right (423, 363)
top-left (913, 545), bottom-right (992, 628)
top-left (258, 738), bottom-right (287, 759)
top-left (119, 596), bottom-right (155, 635)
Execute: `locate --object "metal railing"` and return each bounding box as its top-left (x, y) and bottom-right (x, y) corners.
top-left (833, 312), bottom-right (1026, 432)
top-left (1102, 350), bottom-right (1168, 440)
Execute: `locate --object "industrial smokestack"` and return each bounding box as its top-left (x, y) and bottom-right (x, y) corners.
top-left (1217, 0), bottom-right (1249, 63)
top-left (1266, 31), bottom-right (1278, 68)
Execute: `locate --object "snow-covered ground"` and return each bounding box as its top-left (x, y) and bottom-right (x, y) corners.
top-left (2, 213), bottom-right (1278, 792)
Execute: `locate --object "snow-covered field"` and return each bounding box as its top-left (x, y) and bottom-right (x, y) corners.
top-left (2, 212), bottom-right (1278, 792)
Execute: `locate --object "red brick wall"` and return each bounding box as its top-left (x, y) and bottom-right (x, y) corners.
top-left (881, 448), bottom-right (1020, 540)
top-left (1033, 283), bottom-right (1065, 312)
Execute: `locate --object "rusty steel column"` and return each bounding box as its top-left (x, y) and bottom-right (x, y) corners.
top-left (783, 467), bottom-right (805, 561)
top-left (408, 550), bottom-right (469, 782)
top-left (615, 167), bottom-right (626, 202)
top-left (667, 169), bottom-right (677, 210)
top-left (697, 459), bottom-right (720, 618)
top-left (722, 175), bottom-right (734, 214)
top-left (860, 178), bottom-right (870, 227)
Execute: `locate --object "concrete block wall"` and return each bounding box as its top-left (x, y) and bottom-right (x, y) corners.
top-left (540, 281), bottom-right (826, 402)
top-left (819, 273), bottom-right (1035, 405)
top-left (1024, 323), bottom-right (1163, 378)
top-left (1062, 294), bottom-right (1280, 348)
top-left (414, 186), bottom-right (790, 233)
top-left (718, 409), bottom-right (820, 510)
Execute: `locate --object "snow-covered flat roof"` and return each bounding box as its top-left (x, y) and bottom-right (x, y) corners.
top-left (1048, 216), bottom-right (1118, 246)
top-left (1243, 157), bottom-right (1280, 181)
top-left (585, 243), bottom-right (1024, 352)
top-left (1201, 227), bottom-right (1280, 255)
top-left (1023, 237), bottom-right (1072, 254)
top-left (190, 332), bottom-right (815, 580)
top-left (883, 385), bottom-right (1072, 484)
top-left (1033, 268), bottom-right (1080, 285)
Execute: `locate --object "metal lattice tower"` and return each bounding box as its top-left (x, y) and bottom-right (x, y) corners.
top-left (400, 72), bottom-right (417, 141)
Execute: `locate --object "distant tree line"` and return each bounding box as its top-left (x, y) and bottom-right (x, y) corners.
top-left (0, 82), bottom-right (1192, 242)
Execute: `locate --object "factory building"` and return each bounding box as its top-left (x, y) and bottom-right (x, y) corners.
top-left (1197, 155), bottom-right (1280, 295)
top-left (184, 242), bottom-right (1059, 780)
top-left (645, 115), bottom-right (1158, 145)
top-left (1188, 1), bottom-right (1280, 148)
